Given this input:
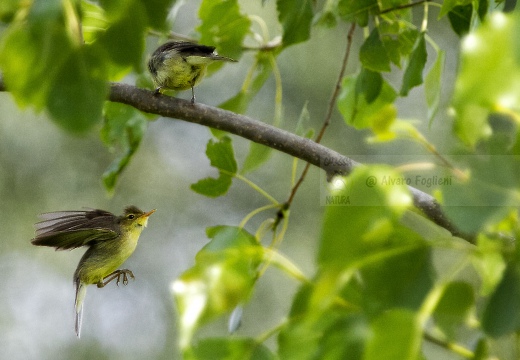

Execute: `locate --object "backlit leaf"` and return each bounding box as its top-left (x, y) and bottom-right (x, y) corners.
top-left (191, 136), bottom-right (238, 197)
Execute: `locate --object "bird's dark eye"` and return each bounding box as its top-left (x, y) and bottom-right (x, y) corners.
top-left (128, 214), bottom-right (135, 219)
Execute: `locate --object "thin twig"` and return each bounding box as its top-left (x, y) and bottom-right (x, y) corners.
top-left (423, 332), bottom-right (474, 359)
top-left (379, 0), bottom-right (434, 15)
top-left (284, 23), bottom-right (356, 209)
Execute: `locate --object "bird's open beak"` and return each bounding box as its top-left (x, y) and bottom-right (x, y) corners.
top-left (137, 209), bottom-right (156, 228)
top-left (142, 209), bottom-right (156, 218)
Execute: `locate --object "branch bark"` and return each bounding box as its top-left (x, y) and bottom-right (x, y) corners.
top-left (108, 83), bottom-right (471, 242)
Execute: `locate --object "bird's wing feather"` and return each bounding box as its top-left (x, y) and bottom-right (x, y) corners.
top-left (157, 41), bottom-right (216, 59)
top-left (32, 210), bottom-right (119, 250)
top-left (32, 228), bottom-right (118, 250)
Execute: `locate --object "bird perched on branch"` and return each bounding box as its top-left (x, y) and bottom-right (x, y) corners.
top-left (148, 41), bottom-right (237, 103)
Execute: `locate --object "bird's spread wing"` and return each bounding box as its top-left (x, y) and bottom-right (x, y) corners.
top-left (32, 210), bottom-right (119, 250)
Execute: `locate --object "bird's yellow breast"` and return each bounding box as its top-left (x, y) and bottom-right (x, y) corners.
top-left (74, 224), bottom-right (146, 285)
top-left (154, 56), bottom-right (209, 91)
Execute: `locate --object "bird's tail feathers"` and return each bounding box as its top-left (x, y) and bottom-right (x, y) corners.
top-left (74, 279), bottom-right (87, 338)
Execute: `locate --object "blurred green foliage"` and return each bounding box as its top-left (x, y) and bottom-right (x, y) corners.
top-left (2, 0), bottom-right (520, 359)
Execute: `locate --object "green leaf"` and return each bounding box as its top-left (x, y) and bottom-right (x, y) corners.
top-left (314, 4), bottom-right (339, 28)
top-left (442, 119), bottom-right (520, 235)
top-left (433, 282), bottom-right (475, 339)
top-left (318, 166), bottom-right (413, 266)
top-left (101, 102), bottom-right (147, 192)
top-left (338, 0), bottom-right (377, 27)
top-left (279, 306), bottom-right (369, 360)
top-left (95, 0), bottom-right (147, 72)
top-left (0, 0), bottom-right (25, 23)
top-left (222, 54), bottom-right (276, 174)
top-left (338, 72), bottom-right (398, 130)
top-left (360, 27), bottom-right (391, 72)
top-left (220, 52), bottom-right (273, 114)
top-left (473, 338), bottom-right (490, 360)
top-left (0, 22), bottom-right (70, 109)
top-left (47, 48), bottom-right (108, 133)
top-left (400, 32), bottom-right (427, 96)
top-left (438, 0), bottom-right (472, 18)
top-left (448, 4), bottom-right (474, 37)
top-left (81, 0), bottom-right (108, 44)
top-left (278, 282), bottom-right (369, 360)
top-left (186, 338), bottom-right (276, 360)
top-left (173, 226), bottom-right (262, 349)
top-left (399, 210), bottom-right (453, 241)
top-left (398, 28), bottom-right (420, 59)
top-left (472, 234), bottom-right (506, 296)
top-left (203, 225), bottom-right (258, 252)
top-left (356, 242), bottom-right (433, 313)
top-left (442, 178), bottom-right (517, 234)
top-left (191, 136), bottom-right (238, 197)
top-left (198, 0), bottom-right (250, 60)
top-left (205, 136), bottom-right (237, 174)
top-left (294, 102), bottom-right (314, 139)
top-left (476, 0), bottom-right (489, 22)
top-left (355, 67), bottom-right (383, 104)
top-left (448, 4), bottom-right (473, 37)
top-left (364, 310), bottom-right (421, 360)
top-left (0, 0), bottom-right (70, 108)
top-left (98, 0), bottom-right (172, 29)
top-left (482, 264), bottom-right (520, 337)
top-left (241, 143), bottom-right (272, 175)
top-left (191, 176), bottom-right (234, 198)
top-left (276, 0), bottom-right (313, 48)
top-left (141, 0), bottom-right (176, 31)
top-left (378, 21), bottom-right (402, 68)
top-left (425, 49), bottom-right (445, 123)
top-left (452, 12), bottom-right (520, 146)
top-left (0, 0), bottom-right (108, 132)
top-left (317, 315), bottom-right (368, 360)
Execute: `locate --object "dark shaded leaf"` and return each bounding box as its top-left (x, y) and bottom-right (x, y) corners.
top-left (186, 338), bottom-right (276, 360)
top-left (360, 27), bottom-right (391, 72)
top-left (400, 32), bottom-right (427, 96)
top-left (448, 4), bottom-right (473, 37)
top-left (433, 282), bottom-right (475, 339)
top-left (338, 0), bottom-right (377, 27)
top-left (365, 310), bottom-right (421, 360)
top-left (198, 0), bottom-right (250, 60)
top-left (482, 264), bottom-right (520, 337)
top-left (276, 0), bottom-right (313, 48)
top-left (101, 102), bottom-right (147, 191)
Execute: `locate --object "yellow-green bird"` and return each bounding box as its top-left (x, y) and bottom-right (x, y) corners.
top-left (31, 206), bottom-right (156, 338)
top-left (148, 41), bottom-right (237, 103)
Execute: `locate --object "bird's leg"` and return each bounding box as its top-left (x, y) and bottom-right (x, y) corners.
top-left (153, 87), bottom-right (162, 95)
top-left (97, 269), bottom-right (135, 288)
top-left (190, 86), bottom-right (196, 104)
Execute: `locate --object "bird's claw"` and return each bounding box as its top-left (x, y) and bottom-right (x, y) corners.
top-left (100, 269), bottom-right (135, 287)
top-left (115, 269), bottom-right (135, 286)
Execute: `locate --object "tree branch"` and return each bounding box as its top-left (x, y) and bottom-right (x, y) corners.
top-left (108, 83), bottom-right (471, 242)
top-left (0, 77), bottom-right (471, 242)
